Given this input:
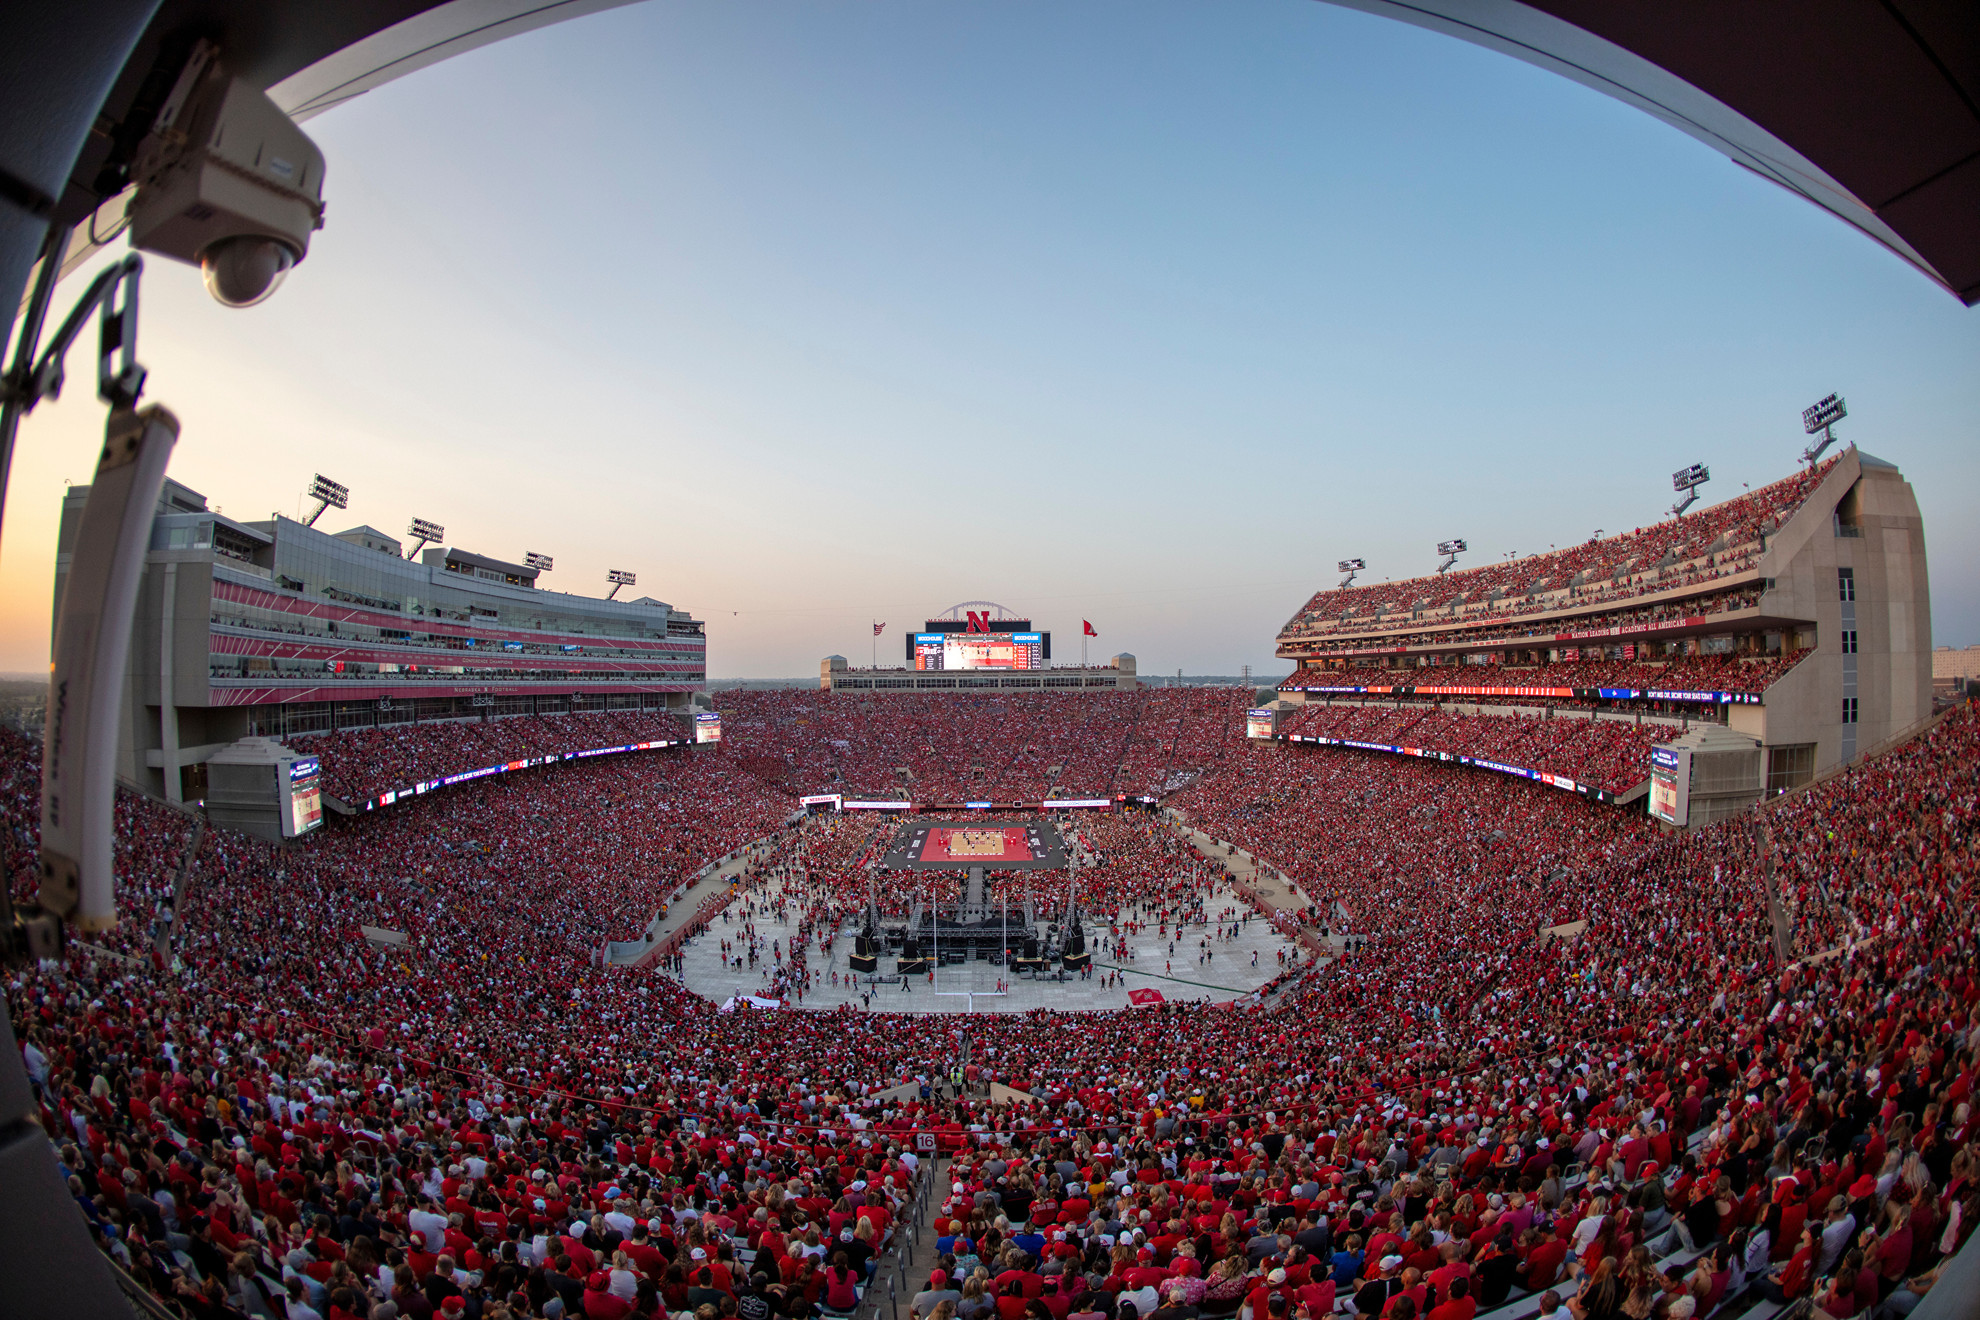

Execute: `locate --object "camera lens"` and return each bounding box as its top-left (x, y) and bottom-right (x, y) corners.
top-left (200, 236), bottom-right (296, 308)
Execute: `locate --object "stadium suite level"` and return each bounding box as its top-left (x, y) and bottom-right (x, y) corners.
top-left (52, 477), bottom-right (706, 804)
top-left (1274, 447), bottom-right (1931, 789)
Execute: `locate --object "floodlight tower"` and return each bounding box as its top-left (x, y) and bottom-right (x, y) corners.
top-left (525, 551), bottom-right (554, 575)
top-left (303, 473), bottom-right (347, 527)
top-left (605, 568), bottom-right (636, 600)
top-left (1434, 539), bottom-right (1467, 574)
top-left (404, 517), bottom-right (444, 559)
top-left (1670, 464), bottom-right (1710, 517)
top-left (1801, 393), bottom-right (1847, 465)
top-left (1336, 557), bottom-right (1365, 589)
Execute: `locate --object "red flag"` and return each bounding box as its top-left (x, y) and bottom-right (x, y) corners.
top-left (1083, 620), bottom-right (1097, 637)
top-left (1126, 988), bottom-right (1165, 1006)
top-left (873, 622), bottom-right (885, 636)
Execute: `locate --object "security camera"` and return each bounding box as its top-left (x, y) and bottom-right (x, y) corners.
top-left (127, 48), bottom-right (325, 307)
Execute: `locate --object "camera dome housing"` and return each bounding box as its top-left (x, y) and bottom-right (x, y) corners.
top-left (127, 65), bottom-right (324, 308)
top-left (199, 236), bottom-right (296, 307)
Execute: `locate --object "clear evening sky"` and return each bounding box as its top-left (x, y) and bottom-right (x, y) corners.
top-left (2, 0), bottom-right (1975, 678)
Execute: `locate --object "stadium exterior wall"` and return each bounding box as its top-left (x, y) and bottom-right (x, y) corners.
top-left (1274, 448), bottom-right (1929, 791)
top-left (53, 479), bottom-right (707, 802)
top-left (1746, 448), bottom-right (1932, 778)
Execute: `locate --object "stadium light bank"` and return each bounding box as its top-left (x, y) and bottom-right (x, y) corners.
top-left (1802, 393), bottom-right (1847, 466)
top-left (405, 517), bottom-right (444, 559)
top-left (1671, 463), bottom-right (1710, 518)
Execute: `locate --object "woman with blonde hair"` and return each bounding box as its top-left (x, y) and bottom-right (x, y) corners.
top-left (958, 1275), bottom-right (995, 1320)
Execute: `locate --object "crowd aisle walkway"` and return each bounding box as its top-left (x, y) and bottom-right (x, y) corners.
top-left (603, 834), bottom-right (783, 966)
top-left (1173, 820), bottom-right (1298, 909)
top-left (893, 1155), bottom-right (948, 1316)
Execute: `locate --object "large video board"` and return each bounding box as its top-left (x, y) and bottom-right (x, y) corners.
top-left (913, 632), bottom-right (1044, 671)
top-left (1648, 746), bottom-right (1685, 826)
top-left (284, 757), bottom-right (323, 837)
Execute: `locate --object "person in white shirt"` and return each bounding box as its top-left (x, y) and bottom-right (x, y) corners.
top-left (407, 1200), bottom-right (449, 1253)
top-left (420, 1165), bottom-right (445, 1202)
top-left (20, 1039), bottom-right (50, 1095)
top-left (608, 1252), bottom-right (641, 1302)
top-left (1570, 1198), bottom-right (1608, 1255)
top-left (1817, 1198), bottom-right (1856, 1274)
top-left (282, 1280), bottom-right (322, 1320)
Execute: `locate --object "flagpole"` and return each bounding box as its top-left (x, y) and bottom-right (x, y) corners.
top-left (871, 620), bottom-right (876, 670)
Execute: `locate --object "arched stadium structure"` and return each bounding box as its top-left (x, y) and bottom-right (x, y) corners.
top-left (1270, 447), bottom-right (1932, 817)
top-left (2, 3), bottom-right (1978, 1319)
top-left (3, 440), bottom-right (1979, 1320)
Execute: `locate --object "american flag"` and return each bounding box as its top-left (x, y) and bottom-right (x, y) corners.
top-left (873, 622), bottom-right (886, 636)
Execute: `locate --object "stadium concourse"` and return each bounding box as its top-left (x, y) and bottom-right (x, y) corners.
top-left (4, 691), bottom-right (1980, 1320)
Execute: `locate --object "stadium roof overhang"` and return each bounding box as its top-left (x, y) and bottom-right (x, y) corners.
top-left (1332, 0), bottom-right (1980, 305)
top-left (3, 0), bottom-right (1977, 327)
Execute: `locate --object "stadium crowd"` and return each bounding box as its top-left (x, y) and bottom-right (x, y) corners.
top-left (307, 710), bottom-right (695, 806)
top-left (1271, 705), bottom-right (1679, 794)
top-left (3, 689), bottom-right (1977, 1320)
top-left (1280, 462), bottom-right (1832, 642)
top-left (1285, 653), bottom-right (1809, 702)
top-left (714, 690), bottom-right (1250, 803)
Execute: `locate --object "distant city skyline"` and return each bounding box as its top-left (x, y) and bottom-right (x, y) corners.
top-left (2, 0), bottom-right (1974, 679)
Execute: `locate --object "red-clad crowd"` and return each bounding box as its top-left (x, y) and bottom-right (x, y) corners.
top-left (1272, 705), bottom-right (1679, 794)
top-left (309, 711), bottom-right (696, 805)
top-left (1280, 462), bottom-right (1832, 642)
top-left (714, 690), bottom-right (1252, 803)
top-left (1286, 653), bottom-right (1809, 702)
top-left (3, 694), bottom-right (1976, 1320)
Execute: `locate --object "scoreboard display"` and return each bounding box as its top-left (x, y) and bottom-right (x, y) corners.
top-left (914, 632), bottom-right (1044, 671)
top-left (283, 757), bottom-right (323, 837)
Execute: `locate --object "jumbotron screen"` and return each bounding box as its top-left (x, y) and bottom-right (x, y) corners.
top-left (914, 632), bottom-right (1044, 671)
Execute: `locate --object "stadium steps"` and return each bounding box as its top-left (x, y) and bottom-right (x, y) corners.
top-left (1387, 705), bottom-right (1433, 740)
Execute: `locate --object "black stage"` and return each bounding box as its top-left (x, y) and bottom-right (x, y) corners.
top-left (848, 818), bottom-right (1087, 975)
